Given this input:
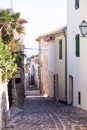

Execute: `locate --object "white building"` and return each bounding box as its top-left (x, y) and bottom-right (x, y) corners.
top-left (36, 32), bottom-right (56, 97)
top-left (55, 27), bottom-right (67, 103)
top-left (44, 27), bottom-right (67, 100)
top-left (47, 37), bottom-right (56, 98)
top-left (36, 27), bottom-right (67, 99)
top-left (67, 0), bottom-right (87, 110)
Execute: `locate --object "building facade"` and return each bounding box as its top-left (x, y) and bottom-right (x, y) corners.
top-left (67, 0), bottom-right (87, 110)
top-left (36, 27), bottom-right (67, 99)
top-left (47, 37), bottom-right (56, 98)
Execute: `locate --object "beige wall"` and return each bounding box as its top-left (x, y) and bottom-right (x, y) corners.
top-left (37, 28), bottom-right (67, 98)
top-left (55, 34), bottom-right (65, 101)
top-left (48, 40), bottom-right (56, 98)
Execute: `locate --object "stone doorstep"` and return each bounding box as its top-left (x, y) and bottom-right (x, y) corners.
top-left (10, 106), bottom-right (22, 118)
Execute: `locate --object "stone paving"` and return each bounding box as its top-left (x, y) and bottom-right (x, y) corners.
top-left (6, 94), bottom-right (87, 130)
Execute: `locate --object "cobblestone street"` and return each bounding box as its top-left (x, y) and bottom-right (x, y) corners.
top-left (6, 93), bottom-right (87, 130)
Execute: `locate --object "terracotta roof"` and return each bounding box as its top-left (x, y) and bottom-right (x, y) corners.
top-left (36, 26), bottom-right (67, 41)
top-left (32, 57), bottom-right (39, 65)
top-left (18, 18), bottom-right (28, 24)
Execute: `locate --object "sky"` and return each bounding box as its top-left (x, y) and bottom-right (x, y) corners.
top-left (0, 0), bottom-right (67, 57)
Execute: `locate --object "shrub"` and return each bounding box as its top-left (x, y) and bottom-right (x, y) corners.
top-left (0, 39), bottom-right (17, 81)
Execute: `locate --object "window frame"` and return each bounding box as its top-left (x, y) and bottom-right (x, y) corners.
top-left (59, 39), bottom-right (62, 60)
top-left (78, 91), bottom-right (81, 105)
top-left (75, 34), bottom-right (80, 57)
top-left (75, 0), bottom-right (79, 10)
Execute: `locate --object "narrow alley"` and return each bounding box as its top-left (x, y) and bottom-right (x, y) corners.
top-left (6, 88), bottom-right (87, 130)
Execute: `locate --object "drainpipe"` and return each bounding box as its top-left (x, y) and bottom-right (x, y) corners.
top-left (39, 44), bottom-right (42, 94)
top-left (53, 75), bottom-right (56, 101)
top-left (62, 27), bottom-right (67, 104)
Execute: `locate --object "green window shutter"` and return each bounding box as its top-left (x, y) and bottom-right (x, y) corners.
top-left (75, 34), bottom-right (80, 57)
top-left (75, 0), bottom-right (79, 9)
top-left (59, 39), bottom-right (62, 59)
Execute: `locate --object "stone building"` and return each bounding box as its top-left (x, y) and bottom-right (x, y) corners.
top-left (36, 37), bottom-right (49, 95)
top-left (36, 27), bottom-right (67, 101)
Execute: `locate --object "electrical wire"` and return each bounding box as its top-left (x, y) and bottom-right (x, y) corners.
top-left (24, 48), bottom-right (38, 50)
top-left (24, 47), bottom-right (47, 50)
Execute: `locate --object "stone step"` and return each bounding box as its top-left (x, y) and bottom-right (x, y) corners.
top-left (25, 90), bottom-right (40, 96)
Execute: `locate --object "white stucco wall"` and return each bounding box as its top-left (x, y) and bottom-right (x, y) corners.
top-left (67, 0), bottom-right (87, 110)
top-left (48, 41), bottom-right (56, 73)
top-left (47, 40), bottom-right (56, 98)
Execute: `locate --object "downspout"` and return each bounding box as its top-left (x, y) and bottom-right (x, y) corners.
top-left (63, 27), bottom-right (67, 104)
top-left (50, 35), bottom-right (56, 100)
top-left (38, 43), bottom-right (42, 94)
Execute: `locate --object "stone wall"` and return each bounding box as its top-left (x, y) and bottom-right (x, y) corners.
top-left (0, 68), bottom-right (25, 130)
top-left (39, 43), bottom-right (49, 95)
top-left (16, 82), bottom-right (25, 108)
top-left (0, 76), bottom-right (10, 130)
top-left (48, 71), bottom-right (54, 98)
top-left (12, 68), bottom-right (25, 108)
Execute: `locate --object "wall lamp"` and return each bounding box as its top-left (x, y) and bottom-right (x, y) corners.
top-left (79, 20), bottom-right (87, 37)
top-left (50, 35), bottom-right (55, 40)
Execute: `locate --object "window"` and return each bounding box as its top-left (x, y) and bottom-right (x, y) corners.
top-left (59, 39), bottom-right (62, 59)
top-left (78, 91), bottom-right (81, 105)
top-left (15, 78), bottom-right (21, 84)
top-left (75, 0), bottom-right (79, 9)
top-left (75, 34), bottom-right (80, 57)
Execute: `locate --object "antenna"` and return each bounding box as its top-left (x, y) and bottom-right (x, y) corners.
top-left (9, 0), bottom-right (14, 11)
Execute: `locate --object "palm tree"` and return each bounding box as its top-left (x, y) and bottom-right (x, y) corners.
top-left (0, 8), bottom-right (25, 53)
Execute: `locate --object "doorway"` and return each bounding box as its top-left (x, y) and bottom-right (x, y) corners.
top-left (54, 74), bottom-right (59, 101)
top-left (69, 75), bottom-right (73, 105)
